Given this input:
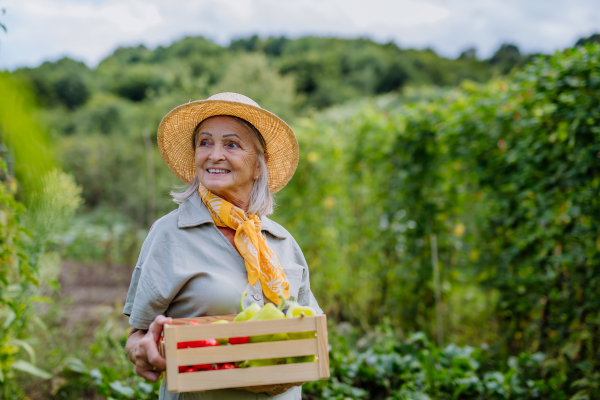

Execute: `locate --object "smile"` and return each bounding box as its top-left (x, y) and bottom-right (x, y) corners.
top-left (207, 169), bottom-right (231, 174)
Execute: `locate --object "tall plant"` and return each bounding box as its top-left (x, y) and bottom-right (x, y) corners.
top-left (0, 72), bottom-right (82, 397)
top-left (275, 45), bottom-right (600, 396)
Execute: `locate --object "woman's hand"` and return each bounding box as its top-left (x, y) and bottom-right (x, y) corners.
top-left (126, 315), bottom-right (172, 382)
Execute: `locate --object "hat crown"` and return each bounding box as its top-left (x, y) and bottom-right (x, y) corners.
top-left (207, 92), bottom-right (260, 108)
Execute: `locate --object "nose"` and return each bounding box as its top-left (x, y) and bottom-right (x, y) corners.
top-left (208, 145), bottom-right (225, 162)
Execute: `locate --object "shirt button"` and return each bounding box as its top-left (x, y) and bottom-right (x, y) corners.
top-left (253, 293), bottom-right (261, 301)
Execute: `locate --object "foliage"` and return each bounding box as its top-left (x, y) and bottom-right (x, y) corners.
top-left (0, 72), bottom-right (55, 201)
top-left (304, 324), bottom-right (558, 400)
top-left (11, 36), bottom-right (571, 227)
top-left (211, 52), bottom-right (297, 121)
top-left (0, 74), bottom-right (82, 398)
top-left (270, 44), bottom-right (600, 397)
top-left (0, 168), bottom-right (83, 397)
top-left (46, 319), bottom-right (557, 400)
top-left (49, 309), bottom-right (160, 400)
top-left (60, 209), bottom-right (146, 266)
top-left (10, 36), bottom-right (524, 225)
top-left (0, 159), bottom-right (40, 394)
top-left (27, 170), bottom-right (83, 254)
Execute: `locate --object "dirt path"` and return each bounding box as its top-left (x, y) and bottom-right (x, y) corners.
top-left (59, 261), bottom-right (134, 328)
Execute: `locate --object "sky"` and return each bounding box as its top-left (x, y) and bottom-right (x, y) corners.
top-left (1, 0), bottom-right (599, 70)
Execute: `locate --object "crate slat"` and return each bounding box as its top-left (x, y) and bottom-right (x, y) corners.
top-left (176, 338), bottom-right (318, 365)
top-left (163, 326), bottom-right (179, 392)
top-left (159, 338), bottom-right (167, 384)
top-left (315, 315), bottom-right (330, 378)
top-left (175, 363), bottom-right (320, 392)
top-left (168, 316), bottom-right (318, 342)
top-left (173, 315), bottom-right (237, 325)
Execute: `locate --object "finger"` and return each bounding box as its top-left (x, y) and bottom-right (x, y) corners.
top-left (135, 365), bottom-right (161, 383)
top-left (144, 339), bottom-right (167, 371)
top-left (135, 339), bottom-right (166, 372)
top-left (134, 352), bottom-right (156, 371)
top-left (148, 315), bottom-right (173, 342)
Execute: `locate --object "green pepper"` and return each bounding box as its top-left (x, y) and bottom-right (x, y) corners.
top-left (239, 358), bottom-right (286, 368)
top-left (233, 291), bottom-right (261, 322)
top-left (286, 304), bottom-right (317, 340)
top-left (249, 358), bottom-right (285, 367)
top-left (212, 320), bottom-right (229, 345)
top-left (286, 305), bottom-right (317, 318)
top-left (269, 332), bottom-right (290, 341)
top-left (285, 355), bottom-right (317, 364)
top-left (248, 295), bottom-right (286, 343)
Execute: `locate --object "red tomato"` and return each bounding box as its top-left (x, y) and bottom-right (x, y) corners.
top-left (220, 363), bottom-right (237, 369)
top-left (192, 364), bottom-right (212, 371)
top-left (201, 338), bottom-right (219, 347)
top-left (179, 366), bottom-right (187, 373)
top-left (229, 336), bottom-right (250, 345)
top-left (177, 340), bottom-right (202, 349)
top-left (177, 339), bottom-right (218, 349)
top-left (184, 367), bottom-right (196, 373)
top-left (187, 320), bottom-right (200, 325)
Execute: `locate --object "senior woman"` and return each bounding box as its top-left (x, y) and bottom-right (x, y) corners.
top-left (123, 93), bottom-right (322, 400)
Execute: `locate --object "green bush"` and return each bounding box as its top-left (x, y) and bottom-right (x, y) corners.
top-left (273, 44), bottom-right (600, 397)
top-left (304, 324), bottom-right (557, 400)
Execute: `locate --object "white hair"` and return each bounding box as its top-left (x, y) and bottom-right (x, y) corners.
top-left (170, 116), bottom-right (275, 216)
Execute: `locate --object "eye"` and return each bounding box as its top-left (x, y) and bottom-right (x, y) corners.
top-left (226, 142), bottom-right (240, 149)
top-left (199, 139), bottom-right (211, 147)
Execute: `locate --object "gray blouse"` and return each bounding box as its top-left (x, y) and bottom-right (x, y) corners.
top-left (123, 191), bottom-right (322, 400)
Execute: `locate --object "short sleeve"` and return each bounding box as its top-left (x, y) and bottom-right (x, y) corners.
top-left (122, 227), bottom-right (182, 330)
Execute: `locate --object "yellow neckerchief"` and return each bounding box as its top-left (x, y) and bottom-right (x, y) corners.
top-left (198, 183), bottom-right (289, 305)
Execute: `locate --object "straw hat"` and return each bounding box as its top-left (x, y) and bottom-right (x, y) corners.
top-left (157, 93), bottom-right (299, 194)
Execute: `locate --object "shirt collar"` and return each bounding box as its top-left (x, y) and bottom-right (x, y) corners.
top-left (178, 191), bottom-right (287, 239)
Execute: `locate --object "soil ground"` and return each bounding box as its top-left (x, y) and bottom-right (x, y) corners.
top-left (59, 261), bottom-right (133, 328)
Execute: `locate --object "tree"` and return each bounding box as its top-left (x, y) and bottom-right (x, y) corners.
top-left (575, 33), bottom-right (600, 46)
top-left (488, 43), bottom-right (523, 74)
top-left (211, 52), bottom-right (296, 120)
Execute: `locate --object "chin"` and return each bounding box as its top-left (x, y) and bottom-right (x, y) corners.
top-left (201, 177), bottom-right (232, 193)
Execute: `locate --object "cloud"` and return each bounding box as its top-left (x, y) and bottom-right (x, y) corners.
top-left (0, 0), bottom-right (598, 70)
top-left (22, 0), bottom-right (162, 33)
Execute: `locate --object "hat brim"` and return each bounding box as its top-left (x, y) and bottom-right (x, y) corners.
top-left (157, 100), bottom-right (299, 194)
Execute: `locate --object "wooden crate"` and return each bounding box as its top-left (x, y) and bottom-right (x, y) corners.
top-left (159, 314), bottom-right (330, 393)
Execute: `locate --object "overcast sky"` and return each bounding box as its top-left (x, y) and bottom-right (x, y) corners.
top-left (1, 0), bottom-right (599, 70)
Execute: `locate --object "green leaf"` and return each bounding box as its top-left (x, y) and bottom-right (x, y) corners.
top-left (11, 360), bottom-right (52, 380)
top-left (137, 381), bottom-right (153, 394)
top-left (9, 339), bottom-right (36, 364)
top-left (62, 357), bottom-right (89, 375)
top-left (29, 314), bottom-right (48, 331)
top-left (2, 309), bottom-right (16, 330)
top-left (90, 368), bottom-right (103, 385)
top-left (569, 389), bottom-right (590, 400)
top-left (29, 296), bottom-right (53, 303)
top-left (562, 342), bottom-right (580, 360)
top-left (109, 381), bottom-right (135, 397)
top-left (0, 364), bottom-right (4, 383)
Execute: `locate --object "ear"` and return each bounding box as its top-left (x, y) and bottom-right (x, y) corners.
top-left (264, 152), bottom-right (269, 164)
top-left (253, 154), bottom-right (263, 181)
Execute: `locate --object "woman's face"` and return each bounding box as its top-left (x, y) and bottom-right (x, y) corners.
top-left (195, 116), bottom-right (261, 209)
